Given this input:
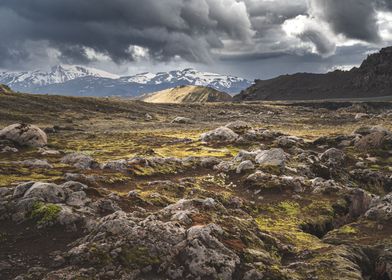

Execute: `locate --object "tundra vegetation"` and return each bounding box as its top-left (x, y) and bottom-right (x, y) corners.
top-left (0, 90), bottom-right (391, 279)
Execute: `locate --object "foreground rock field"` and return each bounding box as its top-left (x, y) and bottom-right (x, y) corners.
top-left (0, 92), bottom-right (392, 280)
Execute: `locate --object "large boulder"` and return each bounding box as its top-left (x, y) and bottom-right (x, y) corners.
top-left (275, 136), bottom-right (304, 148)
top-left (225, 121), bottom-right (252, 134)
top-left (365, 192), bottom-right (392, 221)
top-left (234, 150), bottom-right (260, 162)
top-left (171, 117), bottom-right (194, 124)
top-left (200, 127), bottom-right (239, 143)
top-left (61, 153), bottom-right (99, 169)
top-left (353, 126), bottom-right (390, 136)
top-left (320, 148), bottom-right (346, 166)
top-left (255, 148), bottom-right (287, 167)
top-left (0, 123), bottom-right (47, 147)
top-left (236, 160), bottom-right (255, 174)
top-left (181, 224), bottom-right (240, 280)
top-left (354, 127), bottom-right (392, 150)
top-left (23, 182), bottom-right (67, 203)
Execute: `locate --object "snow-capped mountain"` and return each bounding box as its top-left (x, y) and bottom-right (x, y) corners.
top-left (0, 66), bottom-right (252, 97)
top-left (0, 65), bottom-right (119, 90)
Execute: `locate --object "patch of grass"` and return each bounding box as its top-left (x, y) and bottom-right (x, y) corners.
top-left (30, 202), bottom-right (62, 225)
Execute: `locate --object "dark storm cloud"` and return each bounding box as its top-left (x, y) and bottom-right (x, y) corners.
top-left (376, 0), bottom-right (392, 10)
top-left (309, 0), bottom-right (381, 42)
top-left (0, 0), bottom-right (253, 67)
top-left (0, 0), bottom-right (391, 74)
top-left (298, 29), bottom-right (336, 56)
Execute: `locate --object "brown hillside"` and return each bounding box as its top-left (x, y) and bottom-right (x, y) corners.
top-left (141, 85), bottom-right (232, 103)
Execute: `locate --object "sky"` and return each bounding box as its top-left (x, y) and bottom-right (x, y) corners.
top-left (0, 0), bottom-right (392, 80)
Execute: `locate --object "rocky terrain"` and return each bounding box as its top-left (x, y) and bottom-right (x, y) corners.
top-left (140, 85), bottom-right (232, 104)
top-left (235, 46), bottom-right (392, 101)
top-left (0, 90), bottom-right (392, 279)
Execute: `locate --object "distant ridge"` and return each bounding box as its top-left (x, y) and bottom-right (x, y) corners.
top-left (0, 66), bottom-right (251, 97)
top-left (234, 46), bottom-right (392, 101)
top-left (141, 85), bottom-right (232, 103)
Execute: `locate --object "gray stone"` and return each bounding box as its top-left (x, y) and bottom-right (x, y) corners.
top-left (23, 182), bottom-right (66, 203)
top-left (183, 224), bottom-right (240, 280)
top-left (66, 191), bottom-right (89, 207)
top-left (61, 153), bottom-right (98, 169)
top-left (18, 159), bottom-right (53, 169)
top-left (200, 127), bottom-right (239, 143)
top-left (275, 136), bottom-right (304, 148)
top-left (225, 121), bottom-right (252, 134)
top-left (200, 157), bottom-right (222, 168)
top-left (365, 192), bottom-right (392, 221)
top-left (1, 146), bottom-right (18, 153)
top-left (234, 150), bottom-right (260, 162)
top-left (171, 117), bottom-right (194, 124)
top-left (0, 123), bottom-right (47, 147)
top-left (255, 148), bottom-right (287, 167)
top-left (213, 160), bottom-right (236, 172)
top-left (13, 181), bottom-right (35, 198)
top-left (320, 148), bottom-right (346, 166)
top-left (236, 160), bottom-right (255, 174)
top-left (311, 178), bottom-right (345, 194)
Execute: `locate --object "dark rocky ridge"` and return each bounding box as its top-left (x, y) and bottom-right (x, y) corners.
top-left (235, 46), bottom-right (392, 101)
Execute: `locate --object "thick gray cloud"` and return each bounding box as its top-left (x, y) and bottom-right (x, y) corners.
top-left (0, 0), bottom-right (391, 76)
top-left (309, 0), bottom-right (381, 42)
top-left (376, 0), bottom-right (392, 10)
top-left (0, 0), bottom-right (253, 67)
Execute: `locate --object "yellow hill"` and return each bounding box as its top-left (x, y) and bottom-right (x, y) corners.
top-left (141, 85), bottom-right (232, 104)
top-left (0, 84), bottom-right (13, 94)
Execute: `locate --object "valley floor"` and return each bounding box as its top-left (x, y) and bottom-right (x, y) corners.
top-left (0, 92), bottom-right (391, 279)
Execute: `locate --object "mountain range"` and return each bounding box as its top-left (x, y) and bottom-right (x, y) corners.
top-left (0, 65), bottom-right (252, 97)
top-left (235, 46), bottom-right (392, 101)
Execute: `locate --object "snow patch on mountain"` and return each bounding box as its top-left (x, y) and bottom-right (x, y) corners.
top-left (0, 65), bottom-right (119, 87)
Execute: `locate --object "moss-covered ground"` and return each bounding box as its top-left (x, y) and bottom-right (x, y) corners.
top-left (1, 92), bottom-right (392, 279)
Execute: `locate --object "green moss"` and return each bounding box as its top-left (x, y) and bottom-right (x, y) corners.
top-left (0, 173), bottom-right (61, 187)
top-left (275, 201), bottom-right (301, 216)
top-left (256, 199), bottom-right (338, 252)
top-left (302, 247), bottom-right (364, 280)
top-left (338, 225), bottom-right (358, 235)
top-left (101, 173), bottom-right (130, 184)
top-left (53, 129), bottom-right (237, 163)
top-left (119, 246), bottom-right (160, 268)
top-left (0, 163), bottom-right (63, 187)
top-left (30, 202), bottom-right (61, 225)
top-left (256, 216), bottom-right (325, 251)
